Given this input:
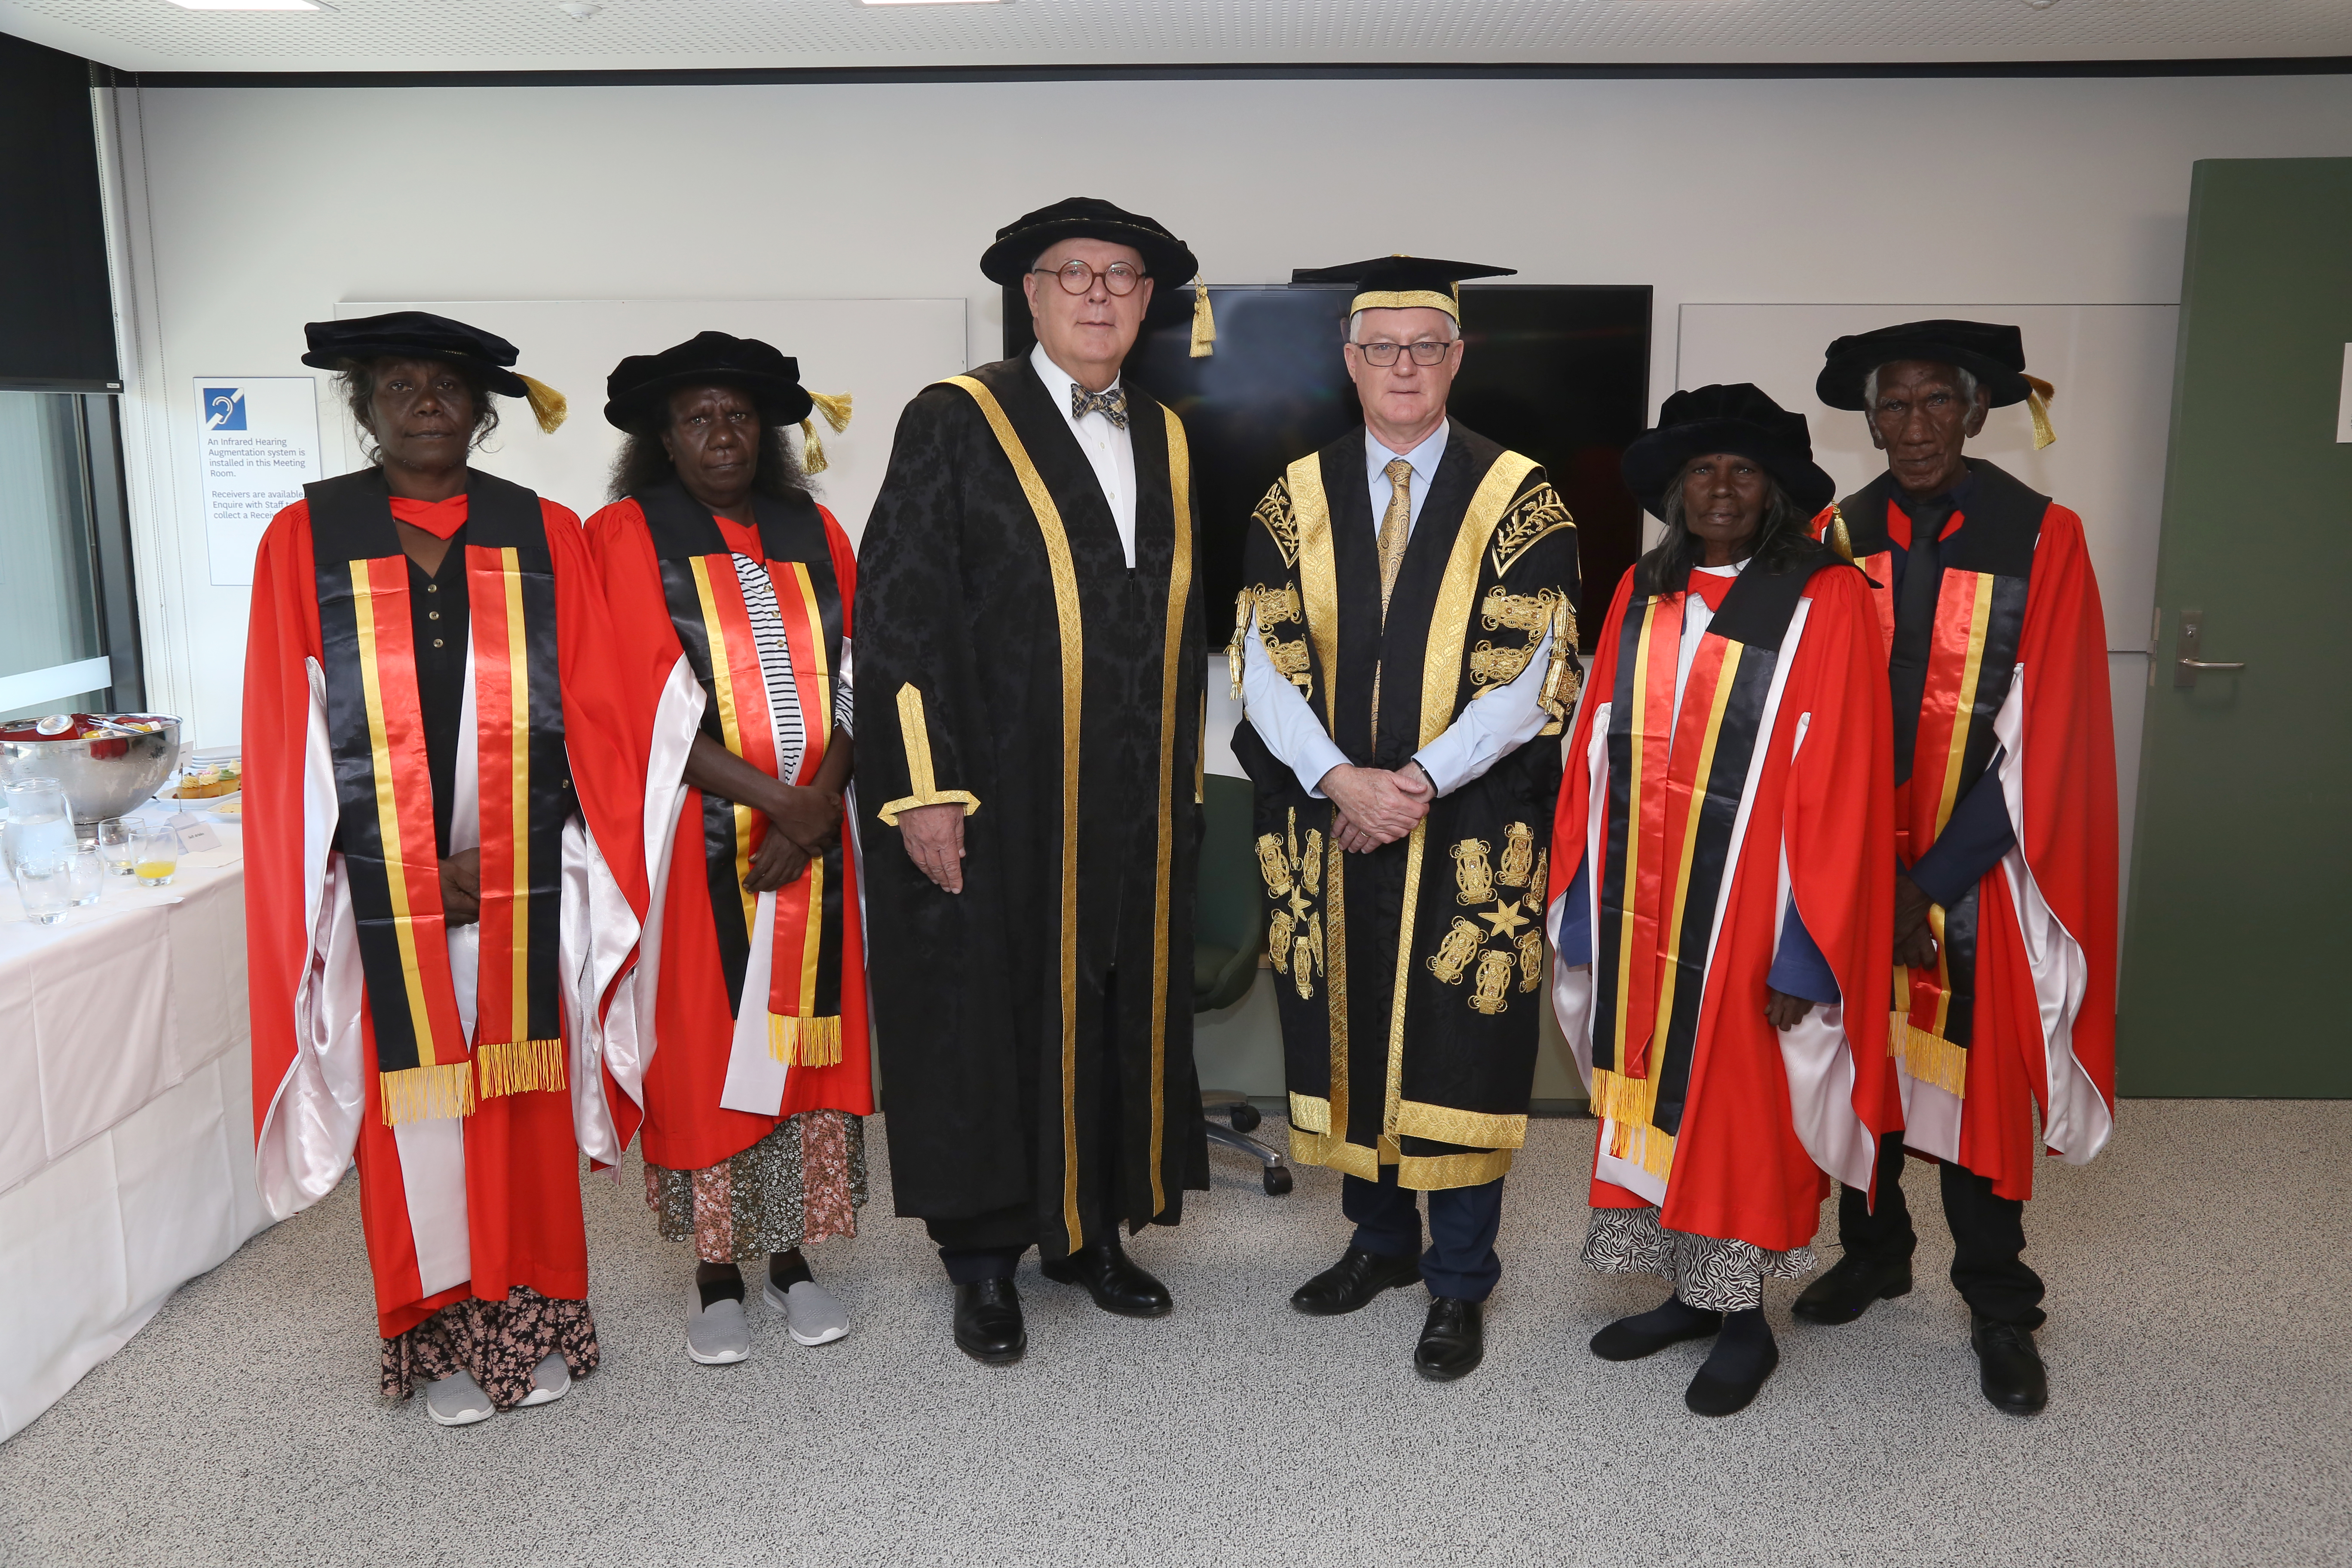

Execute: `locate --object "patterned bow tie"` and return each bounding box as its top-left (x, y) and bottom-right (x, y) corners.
top-left (1070, 383), bottom-right (1128, 429)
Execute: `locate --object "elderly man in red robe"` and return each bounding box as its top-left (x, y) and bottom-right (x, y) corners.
top-left (1795, 321), bottom-right (2118, 1418)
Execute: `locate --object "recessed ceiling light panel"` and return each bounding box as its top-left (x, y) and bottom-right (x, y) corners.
top-left (165, 0), bottom-right (328, 10)
top-left (859, 1), bottom-right (1006, 7)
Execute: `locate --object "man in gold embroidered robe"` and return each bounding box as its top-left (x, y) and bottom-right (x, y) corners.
top-left (855, 198), bottom-right (1210, 1365)
top-left (1233, 256), bottom-right (1580, 1381)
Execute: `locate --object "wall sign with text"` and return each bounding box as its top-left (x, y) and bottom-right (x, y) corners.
top-left (194, 375), bottom-right (325, 587)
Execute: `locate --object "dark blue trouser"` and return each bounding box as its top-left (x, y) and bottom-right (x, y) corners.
top-left (1343, 1167), bottom-right (1504, 1302)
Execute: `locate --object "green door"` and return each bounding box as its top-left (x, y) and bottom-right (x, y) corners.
top-left (2121, 157), bottom-right (2352, 1096)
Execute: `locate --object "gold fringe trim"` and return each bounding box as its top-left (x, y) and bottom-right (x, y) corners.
top-left (517, 375), bottom-right (568, 435)
top-left (1190, 276), bottom-right (1216, 358)
top-left (2023, 375), bottom-right (2057, 450)
top-left (475, 1037), bottom-right (567, 1100)
top-left (378, 1060), bottom-right (476, 1126)
top-left (1589, 1066), bottom-right (1676, 1180)
top-left (769, 1014), bottom-right (844, 1068)
top-left (1889, 1014), bottom-right (1970, 1097)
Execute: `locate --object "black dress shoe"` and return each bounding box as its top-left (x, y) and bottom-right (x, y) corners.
top-left (1039, 1237), bottom-right (1173, 1318)
top-left (1289, 1246), bottom-right (1423, 1317)
top-left (952, 1278), bottom-right (1026, 1365)
top-left (1792, 1251), bottom-right (1914, 1324)
top-left (1413, 1297), bottom-right (1484, 1382)
top-left (1971, 1314), bottom-right (2048, 1415)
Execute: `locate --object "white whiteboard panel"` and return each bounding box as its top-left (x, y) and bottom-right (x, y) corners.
top-left (335, 299), bottom-right (969, 545)
top-left (1677, 303), bottom-right (2177, 651)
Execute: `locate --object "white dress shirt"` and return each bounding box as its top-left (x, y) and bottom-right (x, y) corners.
top-left (1240, 420), bottom-right (1558, 799)
top-left (1030, 340), bottom-right (1137, 569)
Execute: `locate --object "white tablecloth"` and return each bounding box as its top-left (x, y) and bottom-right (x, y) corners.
top-left (0, 819), bottom-right (266, 1441)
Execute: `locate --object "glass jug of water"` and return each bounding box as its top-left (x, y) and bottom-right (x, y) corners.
top-left (4, 778), bottom-right (76, 871)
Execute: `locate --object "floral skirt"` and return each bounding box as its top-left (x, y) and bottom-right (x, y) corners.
top-left (1582, 1204), bottom-right (1817, 1314)
top-left (380, 1286), bottom-right (599, 1409)
top-left (644, 1110), bottom-right (867, 1263)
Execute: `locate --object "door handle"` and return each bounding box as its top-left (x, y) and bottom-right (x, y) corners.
top-left (2173, 608), bottom-right (2246, 689)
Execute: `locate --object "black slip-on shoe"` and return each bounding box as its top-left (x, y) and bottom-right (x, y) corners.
top-left (1589, 1302), bottom-right (1724, 1362)
top-left (1685, 1336), bottom-right (1780, 1417)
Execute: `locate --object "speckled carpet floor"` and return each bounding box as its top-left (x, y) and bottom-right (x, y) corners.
top-left (2, 1100), bottom-right (2345, 1567)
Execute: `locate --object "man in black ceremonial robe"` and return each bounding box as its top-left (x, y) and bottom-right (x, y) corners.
top-left (856, 197), bottom-right (1210, 1364)
top-left (1234, 256), bottom-right (1581, 1381)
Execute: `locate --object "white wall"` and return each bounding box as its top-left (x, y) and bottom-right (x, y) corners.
top-left (101, 72), bottom-right (2352, 747)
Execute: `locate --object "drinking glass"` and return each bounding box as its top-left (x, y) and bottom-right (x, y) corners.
top-left (96, 817), bottom-right (135, 876)
top-left (134, 824), bottom-right (180, 887)
top-left (65, 848), bottom-right (103, 906)
top-left (3, 778), bottom-right (74, 871)
top-left (14, 857), bottom-right (70, 925)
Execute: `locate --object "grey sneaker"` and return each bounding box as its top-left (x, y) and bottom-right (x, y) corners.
top-left (686, 1285), bottom-right (752, 1364)
top-left (515, 1351), bottom-right (571, 1406)
top-left (763, 1276), bottom-right (849, 1346)
top-left (423, 1369), bottom-right (494, 1427)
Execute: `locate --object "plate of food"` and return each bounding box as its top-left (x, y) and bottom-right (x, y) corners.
top-left (161, 758), bottom-right (241, 811)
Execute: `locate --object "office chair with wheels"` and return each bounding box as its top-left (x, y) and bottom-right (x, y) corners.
top-left (1195, 772), bottom-right (1290, 1195)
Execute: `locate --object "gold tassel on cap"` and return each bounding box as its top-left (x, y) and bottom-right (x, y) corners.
top-left (799, 391), bottom-right (853, 475)
top-left (2023, 374), bottom-right (2057, 450)
top-left (1190, 276), bottom-right (1216, 358)
top-left (517, 374), bottom-right (568, 434)
top-left (1828, 505), bottom-right (1856, 563)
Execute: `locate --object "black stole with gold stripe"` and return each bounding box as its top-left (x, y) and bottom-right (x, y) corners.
top-left (1836, 462), bottom-right (2038, 1078)
top-left (1590, 549), bottom-right (1831, 1174)
top-left (309, 467), bottom-right (570, 1122)
top-left (635, 482), bottom-right (846, 1053)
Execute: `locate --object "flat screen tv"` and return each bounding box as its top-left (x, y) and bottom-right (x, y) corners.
top-left (1004, 282), bottom-right (1652, 650)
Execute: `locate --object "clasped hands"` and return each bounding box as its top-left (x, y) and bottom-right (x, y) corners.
top-left (1320, 762), bottom-right (1434, 854)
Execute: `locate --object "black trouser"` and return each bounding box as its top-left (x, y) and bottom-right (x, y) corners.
top-left (1342, 1167), bottom-right (1504, 1303)
top-left (1838, 1130), bottom-right (2045, 1329)
top-left (930, 970), bottom-right (1129, 1285)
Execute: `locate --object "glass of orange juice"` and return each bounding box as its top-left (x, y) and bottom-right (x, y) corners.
top-left (134, 823), bottom-right (180, 886)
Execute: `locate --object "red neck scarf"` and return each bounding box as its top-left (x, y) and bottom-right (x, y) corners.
top-left (388, 493), bottom-right (470, 541)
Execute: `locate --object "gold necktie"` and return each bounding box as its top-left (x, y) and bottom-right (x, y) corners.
top-left (1376, 456), bottom-right (1413, 622)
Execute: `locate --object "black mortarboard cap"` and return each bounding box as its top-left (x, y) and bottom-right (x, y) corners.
top-left (603, 331), bottom-right (813, 433)
top-left (1621, 383), bottom-right (1837, 518)
top-left (1289, 255), bottom-right (1518, 321)
top-left (302, 311), bottom-right (531, 398)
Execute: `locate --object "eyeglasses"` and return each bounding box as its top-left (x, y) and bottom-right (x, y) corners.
top-left (1354, 340), bottom-right (1455, 368)
top-left (1033, 261), bottom-right (1145, 297)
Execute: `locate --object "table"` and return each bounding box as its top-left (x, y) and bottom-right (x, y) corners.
top-left (0, 816), bottom-right (265, 1441)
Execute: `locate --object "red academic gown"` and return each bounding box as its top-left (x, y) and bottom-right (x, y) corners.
top-left (1813, 472), bottom-right (2117, 1200)
top-left (1548, 551), bottom-right (1898, 1252)
top-left (244, 480), bottom-right (655, 1338)
top-left (582, 492), bottom-right (873, 1175)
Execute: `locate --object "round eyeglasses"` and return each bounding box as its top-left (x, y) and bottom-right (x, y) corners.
top-left (1033, 260), bottom-right (1145, 297)
top-left (1354, 340), bottom-right (1455, 368)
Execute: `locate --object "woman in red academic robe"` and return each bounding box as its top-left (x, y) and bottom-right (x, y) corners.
top-left (582, 332), bottom-right (872, 1367)
top-left (1547, 384), bottom-right (1898, 1416)
top-left (244, 312), bottom-right (657, 1426)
